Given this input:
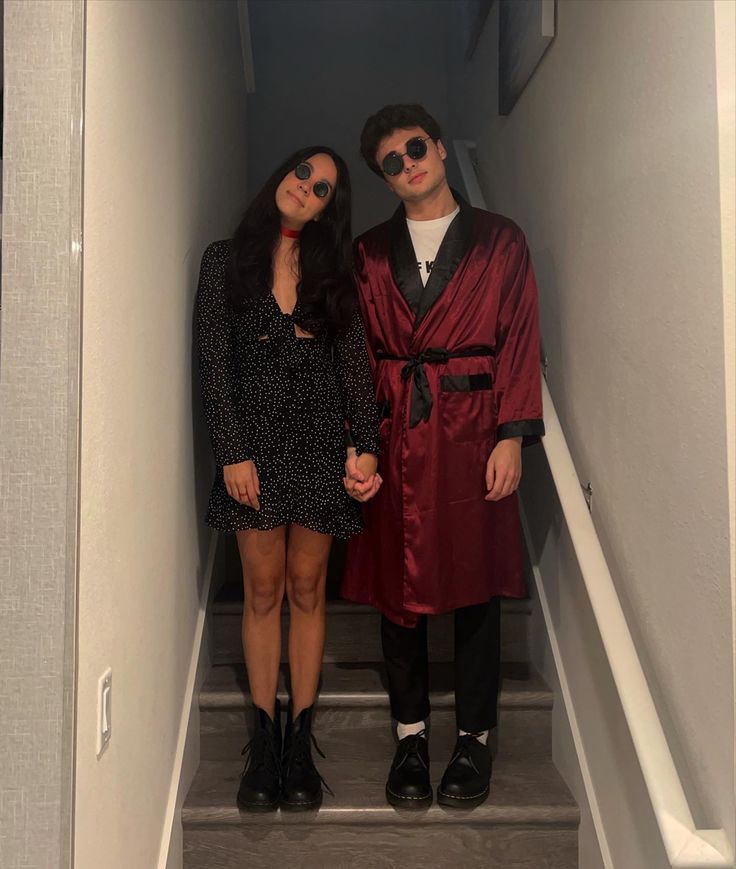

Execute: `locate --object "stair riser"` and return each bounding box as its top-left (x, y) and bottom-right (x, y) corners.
top-left (183, 825), bottom-right (578, 868)
top-left (213, 610), bottom-right (530, 665)
top-left (199, 706), bottom-right (553, 763)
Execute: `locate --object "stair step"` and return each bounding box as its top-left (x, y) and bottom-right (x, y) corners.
top-left (183, 756), bottom-right (578, 827)
top-left (184, 824), bottom-right (578, 869)
top-left (200, 704), bottom-right (553, 764)
top-left (212, 599), bottom-right (532, 665)
top-left (186, 583), bottom-right (578, 867)
top-left (200, 661), bottom-right (550, 709)
top-left (198, 661), bottom-right (553, 764)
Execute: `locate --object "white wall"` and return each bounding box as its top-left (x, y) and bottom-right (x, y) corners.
top-left (246, 0), bottom-right (459, 235)
top-left (75, 2), bottom-right (248, 867)
top-left (522, 448), bottom-right (673, 869)
top-left (451, 0), bottom-right (735, 855)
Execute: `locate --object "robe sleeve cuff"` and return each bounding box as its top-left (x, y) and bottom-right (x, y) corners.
top-left (497, 419), bottom-right (545, 444)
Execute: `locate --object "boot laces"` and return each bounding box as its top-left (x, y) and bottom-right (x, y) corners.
top-left (240, 727), bottom-right (280, 778)
top-left (395, 729), bottom-right (428, 770)
top-left (450, 732), bottom-right (485, 774)
top-left (284, 727), bottom-right (334, 797)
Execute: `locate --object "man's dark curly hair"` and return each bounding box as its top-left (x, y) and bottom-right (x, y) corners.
top-left (360, 104), bottom-right (443, 178)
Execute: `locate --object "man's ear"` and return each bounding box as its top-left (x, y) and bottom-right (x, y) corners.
top-left (436, 138), bottom-right (448, 161)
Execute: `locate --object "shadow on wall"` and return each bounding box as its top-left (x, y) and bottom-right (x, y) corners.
top-left (245, 0), bottom-right (469, 235)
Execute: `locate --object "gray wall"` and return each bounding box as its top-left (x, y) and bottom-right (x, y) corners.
top-left (450, 0), bottom-right (734, 849)
top-left (0, 2), bottom-right (84, 868)
top-left (246, 0), bottom-right (461, 235)
top-left (75, 2), bottom-right (249, 866)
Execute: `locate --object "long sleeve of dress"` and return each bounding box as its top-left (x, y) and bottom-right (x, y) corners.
top-left (194, 241), bottom-right (252, 467)
top-left (494, 228), bottom-right (545, 444)
top-left (334, 305), bottom-right (381, 457)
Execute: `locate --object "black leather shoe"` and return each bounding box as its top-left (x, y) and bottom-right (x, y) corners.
top-left (437, 733), bottom-right (492, 808)
top-left (385, 731), bottom-right (432, 809)
top-left (236, 700), bottom-right (281, 812)
top-left (281, 704), bottom-right (331, 811)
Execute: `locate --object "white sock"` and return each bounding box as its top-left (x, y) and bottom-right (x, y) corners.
top-left (397, 720), bottom-right (426, 739)
top-left (460, 729), bottom-right (489, 745)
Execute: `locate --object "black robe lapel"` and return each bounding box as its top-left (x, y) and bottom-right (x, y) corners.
top-left (415, 194), bottom-right (476, 327)
top-left (388, 205), bottom-right (425, 318)
top-left (387, 192), bottom-right (477, 328)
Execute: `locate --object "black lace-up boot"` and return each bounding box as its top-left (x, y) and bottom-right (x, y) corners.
top-left (437, 732), bottom-right (492, 808)
top-left (281, 704), bottom-right (332, 810)
top-left (236, 700), bottom-right (281, 812)
top-left (385, 730), bottom-right (432, 808)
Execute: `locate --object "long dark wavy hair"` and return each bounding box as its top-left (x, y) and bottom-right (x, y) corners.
top-left (228, 146), bottom-right (355, 336)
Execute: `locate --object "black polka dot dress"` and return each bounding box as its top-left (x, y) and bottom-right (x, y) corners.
top-left (195, 240), bottom-right (380, 538)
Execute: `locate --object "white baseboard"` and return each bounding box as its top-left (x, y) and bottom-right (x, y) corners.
top-left (157, 531), bottom-right (220, 869)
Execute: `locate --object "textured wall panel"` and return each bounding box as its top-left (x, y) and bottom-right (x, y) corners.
top-left (0, 2), bottom-right (84, 868)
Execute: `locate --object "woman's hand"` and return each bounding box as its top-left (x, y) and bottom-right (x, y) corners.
top-left (224, 459), bottom-right (261, 510)
top-left (344, 450), bottom-right (382, 503)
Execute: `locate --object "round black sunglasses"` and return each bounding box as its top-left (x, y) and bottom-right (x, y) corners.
top-left (381, 136), bottom-right (432, 177)
top-left (294, 162), bottom-right (331, 199)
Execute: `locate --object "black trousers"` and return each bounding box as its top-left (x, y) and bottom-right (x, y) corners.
top-left (380, 598), bottom-right (501, 733)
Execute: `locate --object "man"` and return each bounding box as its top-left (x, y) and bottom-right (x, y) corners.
top-left (342, 104), bottom-right (544, 809)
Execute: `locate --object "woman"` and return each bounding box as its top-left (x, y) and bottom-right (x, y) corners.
top-left (195, 146), bottom-right (381, 812)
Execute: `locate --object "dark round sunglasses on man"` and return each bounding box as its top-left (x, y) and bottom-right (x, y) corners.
top-left (381, 136), bottom-right (432, 177)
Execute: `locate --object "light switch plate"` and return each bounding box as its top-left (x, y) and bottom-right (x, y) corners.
top-left (96, 667), bottom-right (112, 758)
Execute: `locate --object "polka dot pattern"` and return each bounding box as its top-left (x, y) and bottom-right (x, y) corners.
top-left (194, 239), bottom-right (380, 538)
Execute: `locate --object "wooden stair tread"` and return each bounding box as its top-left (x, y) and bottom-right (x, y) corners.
top-left (182, 755), bottom-right (579, 828)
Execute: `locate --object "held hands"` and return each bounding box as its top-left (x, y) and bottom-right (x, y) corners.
top-left (485, 437), bottom-right (522, 501)
top-left (344, 447), bottom-right (382, 503)
top-left (224, 443), bottom-right (517, 510)
top-left (224, 459), bottom-right (261, 510)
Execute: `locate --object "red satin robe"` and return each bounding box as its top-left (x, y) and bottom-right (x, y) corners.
top-left (341, 197), bottom-right (544, 626)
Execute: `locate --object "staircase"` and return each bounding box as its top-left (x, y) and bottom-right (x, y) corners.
top-left (182, 582), bottom-right (580, 868)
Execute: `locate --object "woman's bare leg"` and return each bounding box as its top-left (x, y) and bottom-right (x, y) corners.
top-left (285, 524), bottom-right (332, 716)
top-left (236, 527), bottom-right (287, 718)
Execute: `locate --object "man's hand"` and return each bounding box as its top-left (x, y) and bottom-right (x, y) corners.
top-left (485, 437), bottom-right (522, 501)
top-left (224, 459), bottom-right (261, 510)
top-left (344, 448), bottom-right (382, 503)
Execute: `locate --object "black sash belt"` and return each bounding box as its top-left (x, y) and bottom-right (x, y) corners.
top-left (376, 346), bottom-right (495, 428)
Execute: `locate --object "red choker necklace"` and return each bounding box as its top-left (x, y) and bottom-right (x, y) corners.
top-left (280, 226), bottom-right (301, 239)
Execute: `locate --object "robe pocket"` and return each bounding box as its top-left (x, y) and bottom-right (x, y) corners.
top-left (439, 373), bottom-right (492, 392)
top-left (439, 375), bottom-right (495, 444)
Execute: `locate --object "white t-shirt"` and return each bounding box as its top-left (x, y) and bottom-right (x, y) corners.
top-left (406, 205), bottom-right (460, 286)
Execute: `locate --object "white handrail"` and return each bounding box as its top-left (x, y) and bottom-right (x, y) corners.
top-left (453, 139), bottom-right (734, 869)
